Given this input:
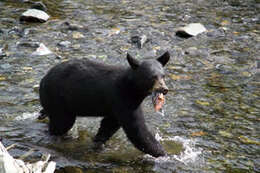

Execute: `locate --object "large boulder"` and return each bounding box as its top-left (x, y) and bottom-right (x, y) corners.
top-left (176, 23), bottom-right (207, 38)
top-left (20, 9), bottom-right (50, 23)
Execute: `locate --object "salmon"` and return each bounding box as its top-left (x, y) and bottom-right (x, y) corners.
top-left (152, 92), bottom-right (165, 112)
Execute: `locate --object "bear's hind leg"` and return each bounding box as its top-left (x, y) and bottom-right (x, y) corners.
top-left (48, 111), bottom-right (76, 136)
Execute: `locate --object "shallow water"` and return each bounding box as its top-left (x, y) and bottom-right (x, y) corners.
top-left (0, 0), bottom-right (259, 172)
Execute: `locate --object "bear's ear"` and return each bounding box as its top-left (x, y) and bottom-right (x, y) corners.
top-left (127, 53), bottom-right (140, 70)
top-left (157, 51), bottom-right (170, 66)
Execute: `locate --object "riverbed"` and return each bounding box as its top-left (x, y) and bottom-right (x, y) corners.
top-left (0, 0), bottom-right (259, 172)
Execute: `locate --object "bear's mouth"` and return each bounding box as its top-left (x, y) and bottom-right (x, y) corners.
top-left (152, 91), bottom-right (165, 112)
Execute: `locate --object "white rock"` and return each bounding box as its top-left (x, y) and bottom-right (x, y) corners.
top-left (58, 41), bottom-right (71, 47)
top-left (32, 43), bottom-right (52, 56)
top-left (20, 9), bottom-right (50, 22)
top-left (0, 142), bottom-right (56, 173)
top-left (176, 23), bottom-right (207, 37)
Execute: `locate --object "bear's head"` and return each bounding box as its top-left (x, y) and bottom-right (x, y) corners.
top-left (126, 51), bottom-right (170, 97)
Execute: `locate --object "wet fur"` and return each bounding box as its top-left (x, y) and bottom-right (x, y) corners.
top-left (39, 52), bottom-right (170, 157)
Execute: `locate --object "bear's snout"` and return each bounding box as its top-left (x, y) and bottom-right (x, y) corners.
top-left (153, 78), bottom-right (168, 95)
top-left (161, 87), bottom-right (168, 95)
top-left (160, 82), bottom-right (168, 95)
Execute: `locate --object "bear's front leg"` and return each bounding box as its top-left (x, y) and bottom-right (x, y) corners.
top-left (93, 117), bottom-right (121, 149)
top-left (118, 108), bottom-right (166, 157)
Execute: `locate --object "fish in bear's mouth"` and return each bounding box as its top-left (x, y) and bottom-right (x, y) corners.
top-left (152, 91), bottom-right (165, 112)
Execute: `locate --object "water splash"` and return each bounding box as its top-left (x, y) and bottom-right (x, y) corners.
top-left (14, 112), bottom-right (39, 121)
top-left (171, 136), bottom-right (202, 164)
top-left (156, 109), bottom-right (165, 116)
top-left (153, 133), bottom-right (203, 165)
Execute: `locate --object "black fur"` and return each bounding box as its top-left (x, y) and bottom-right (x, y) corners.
top-left (39, 52), bottom-right (170, 157)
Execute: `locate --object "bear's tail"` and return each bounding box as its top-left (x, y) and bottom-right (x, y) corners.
top-left (38, 109), bottom-right (48, 120)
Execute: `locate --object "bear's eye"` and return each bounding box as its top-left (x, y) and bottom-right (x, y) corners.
top-left (151, 75), bottom-right (158, 81)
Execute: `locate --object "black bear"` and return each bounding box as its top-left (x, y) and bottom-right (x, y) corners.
top-left (39, 51), bottom-right (170, 157)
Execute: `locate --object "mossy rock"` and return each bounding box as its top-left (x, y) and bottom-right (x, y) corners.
top-left (55, 166), bottom-right (83, 173)
top-left (162, 140), bottom-right (184, 155)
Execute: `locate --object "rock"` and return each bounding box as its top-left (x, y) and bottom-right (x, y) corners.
top-left (56, 55), bottom-right (63, 59)
top-left (72, 44), bottom-right (81, 50)
top-left (64, 22), bottom-right (81, 31)
top-left (185, 47), bottom-right (209, 57)
top-left (20, 9), bottom-right (50, 23)
top-left (61, 21), bottom-right (88, 31)
top-left (17, 41), bottom-right (40, 48)
top-left (131, 35), bottom-right (148, 49)
top-left (31, 2), bottom-right (47, 12)
top-left (1, 18), bottom-right (16, 25)
top-left (108, 27), bottom-right (121, 36)
top-left (219, 130), bottom-right (233, 138)
top-left (8, 26), bottom-right (22, 36)
top-left (58, 41), bottom-right (71, 48)
top-left (206, 29), bottom-right (225, 38)
top-left (32, 43), bottom-right (52, 56)
top-left (176, 23), bottom-right (207, 38)
top-left (185, 47), bottom-right (198, 55)
top-left (72, 32), bottom-right (84, 39)
top-left (0, 48), bottom-right (7, 59)
top-left (23, 28), bottom-right (38, 36)
top-left (0, 63), bottom-right (12, 70)
top-left (0, 29), bottom-right (4, 35)
top-left (0, 142), bottom-right (56, 173)
top-left (62, 166), bottom-right (83, 173)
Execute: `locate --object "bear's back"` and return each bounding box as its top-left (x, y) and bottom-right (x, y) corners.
top-left (40, 58), bottom-right (127, 116)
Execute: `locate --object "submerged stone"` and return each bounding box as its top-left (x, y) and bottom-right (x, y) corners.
top-left (0, 47), bottom-right (7, 59)
top-left (131, 35), bottom-right (148, 49)
top-left (61, 21), bottom-right (88, 32)
top-left (20, 9), bottom-right (50, 23)
top-left (72, 31), bottom-right (84, 39)
top-left (58, 41), bottom-right (71, 48)
top-left (219, 130), bottom-right (233, 138)
top-left (56, 166), bottom-right (83, 173)
top-left (0, 29), bottom-right (4, 35)
top-left (30, 2), bottom-right (47, 12)
top-left (162, 140), bottom-right (184, 155)
top-left (17, 41), bottom-right (40, 48)
top-left (176, 23), bottom-right (207, 38)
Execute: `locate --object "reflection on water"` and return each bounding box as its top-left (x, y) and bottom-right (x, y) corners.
top-left (0, 0), bottom-right (259, 172)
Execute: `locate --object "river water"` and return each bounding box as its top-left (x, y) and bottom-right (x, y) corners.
top-left (0, 0), bottom-right (259, 172)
